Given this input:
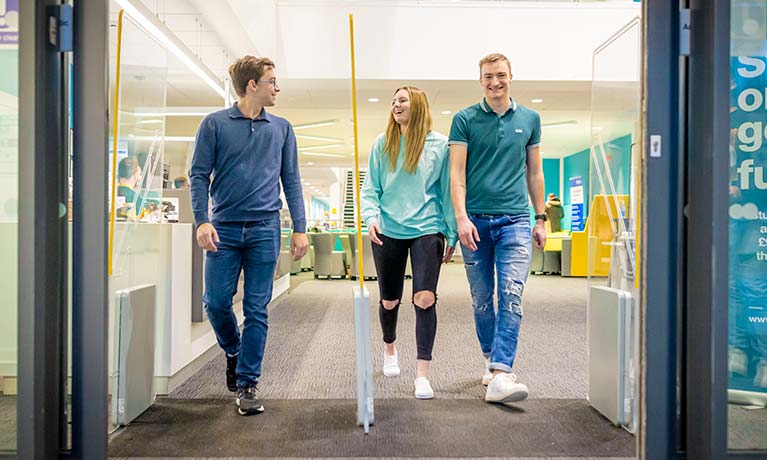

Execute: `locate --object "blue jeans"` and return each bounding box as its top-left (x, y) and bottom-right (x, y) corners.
top-left (461, 213), bottom-right (532, 373)
top-left (203, 216), bottom-right (280, 388)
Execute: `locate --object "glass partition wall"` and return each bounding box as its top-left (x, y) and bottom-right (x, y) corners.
top-left (588, 16), bottom-right (642, 434)
top-left (107, 2), bottom-right (224, 434)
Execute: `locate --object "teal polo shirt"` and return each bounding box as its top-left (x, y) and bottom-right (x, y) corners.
top-left (449, 98), bottom-right (541, 215)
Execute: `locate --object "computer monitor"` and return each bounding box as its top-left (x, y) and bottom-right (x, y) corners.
top-left (161, 189), bottom-right (194, 224)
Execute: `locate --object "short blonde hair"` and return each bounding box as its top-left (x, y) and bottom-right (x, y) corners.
top-left (478, 53), bottom-right (511, 76)
top-left (228, 55), bottom-right (275, 97)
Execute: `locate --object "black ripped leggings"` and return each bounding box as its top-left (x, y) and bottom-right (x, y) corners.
top-left (371, 233), bottom-right (445, 361)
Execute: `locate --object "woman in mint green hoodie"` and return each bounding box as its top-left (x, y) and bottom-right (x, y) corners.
top-left (360, 86), bottom-right (457, 400)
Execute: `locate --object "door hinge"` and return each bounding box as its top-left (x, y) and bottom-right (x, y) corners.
top-left (48, 4), bottom-right (73, 52)
top-left (680, 8), bottom-right (690, 56)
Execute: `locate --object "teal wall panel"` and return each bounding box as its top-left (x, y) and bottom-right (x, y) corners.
top-left (542, 158), bottom-right (561, 198)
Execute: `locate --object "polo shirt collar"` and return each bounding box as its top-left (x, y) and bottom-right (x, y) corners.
top-left (480, 97), bottom-right (517, 115)
top-left (228, 102), bottom-right (272, 122)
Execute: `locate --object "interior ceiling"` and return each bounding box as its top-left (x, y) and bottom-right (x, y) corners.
top-left (154, 77), bottom-right (640, 191)
top-left (159, 78), bottom-right (623, 154)
top-left (111, 0), bottom-right (640, 192)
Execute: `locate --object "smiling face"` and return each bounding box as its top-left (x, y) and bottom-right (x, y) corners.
top-left (249, 67), bottom-right (279, 107)
top-left (391, 88), bottom-right (411, 127)
top-left (480, 59), bottom-right (512, 102)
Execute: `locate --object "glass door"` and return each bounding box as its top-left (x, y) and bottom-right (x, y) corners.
top-left (0, 0), bottom-right (19, 452)
top-left (727, 0), bottom-right (767, 452)
top-left (589, 16), bottom-right (642, 435)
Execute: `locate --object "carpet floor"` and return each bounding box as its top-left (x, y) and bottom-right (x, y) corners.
top-left (170, 265), bottom-right (590, 401)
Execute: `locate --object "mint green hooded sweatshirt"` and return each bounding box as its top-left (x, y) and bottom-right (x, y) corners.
top-left (360, 131), bottom-right (457, 247)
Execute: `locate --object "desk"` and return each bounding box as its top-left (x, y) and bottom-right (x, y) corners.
top-left (0, 222), bottom-right (289, 395)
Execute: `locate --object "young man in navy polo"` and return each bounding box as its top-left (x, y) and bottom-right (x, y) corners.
top-left (190, 56), bottom-right (308, 415)
top-left (449, 53), bottom-right (547, 404)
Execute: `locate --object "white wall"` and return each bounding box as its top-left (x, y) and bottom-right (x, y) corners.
top-left (272, 2), bottom-right (640, 81)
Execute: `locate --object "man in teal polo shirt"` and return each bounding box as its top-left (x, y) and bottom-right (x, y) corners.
top-left (449, 53), bottom-right (546, 404)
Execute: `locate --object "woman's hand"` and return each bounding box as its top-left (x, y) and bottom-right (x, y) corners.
top-left (442, 246), bottom-right (455, 263)
top-left (368, 222), bottom-right (383, 246)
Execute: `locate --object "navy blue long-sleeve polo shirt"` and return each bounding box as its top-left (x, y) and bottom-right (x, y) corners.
top-left (189, 103), bottom-right (306, 233)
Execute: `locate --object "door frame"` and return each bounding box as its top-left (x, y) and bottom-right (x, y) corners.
top-left (16, 0), bottom-right (109, 458)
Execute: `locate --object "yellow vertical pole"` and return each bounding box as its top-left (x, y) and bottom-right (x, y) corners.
top-left (108, 9), bottom-right (125, 276)
top-left (349, 14), bottom-right (365, 290)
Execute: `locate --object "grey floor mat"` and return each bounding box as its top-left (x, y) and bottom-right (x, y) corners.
top-left (108, 398), bottom-right (635, 458)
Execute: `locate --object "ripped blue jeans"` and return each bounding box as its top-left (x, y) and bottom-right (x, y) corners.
top-left (461, 213), bottom-right (532, 373)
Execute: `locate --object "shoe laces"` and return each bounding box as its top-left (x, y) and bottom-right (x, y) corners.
top-left (241, 385), bottom-right (259, 398)
top-left (498, 372), bottom-right (518, 383)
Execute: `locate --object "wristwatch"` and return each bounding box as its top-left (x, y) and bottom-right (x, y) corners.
top-left (534, 213), bottom-right (547, 221)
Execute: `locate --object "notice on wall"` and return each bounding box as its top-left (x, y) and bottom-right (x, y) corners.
top-left (0, 0), bottom-right (18, 48)
top-left (728, 56), bottom-right (767, 395)
top-left (569, 176), bottom-right (585, 232)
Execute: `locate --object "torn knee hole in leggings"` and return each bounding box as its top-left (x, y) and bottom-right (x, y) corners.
top-left (413, 290), bottom-right (437, 309)
top-left (464, 261), bottom-right (478, 267)
top-left (381, 299), bottom-right (401, 310)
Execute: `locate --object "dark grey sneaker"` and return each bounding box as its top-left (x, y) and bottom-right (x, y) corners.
top-left (236, 385), bottom-right (264, 416)
top-left (226, 354), bottom-right (238, 392)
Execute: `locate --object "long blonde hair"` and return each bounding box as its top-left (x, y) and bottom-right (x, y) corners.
top-left (382, 86), bottom-right (432, 174)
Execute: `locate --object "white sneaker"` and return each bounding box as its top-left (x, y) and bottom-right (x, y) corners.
top-left (383, 349), bottom-right (400, 377)
top-left (414, 377), bottom-right (434, 399)
top-left (485, 372), bottom-right (528, 403)
top-left (482, 357), bottom-right (493, 386)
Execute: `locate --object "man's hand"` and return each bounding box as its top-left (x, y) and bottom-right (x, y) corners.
top-left (368, 222), bottom-right (384, 246)
top-left (532, 220), bottom-right (547, 249)
top-left (442, 246), bottom-right (456, 263)
top-left (196, 223), bottom-right (219, 252)
top-left (291, 232), bottom-right (309, 260)
top-left (457, 215), bottom-right (480, 252)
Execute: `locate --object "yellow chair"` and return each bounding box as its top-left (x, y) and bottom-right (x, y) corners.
top-left (564, 194), bottom-right (628, 277)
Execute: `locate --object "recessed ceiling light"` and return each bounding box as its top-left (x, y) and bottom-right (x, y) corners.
top-left (305, 182), bottom-right (311, 186)
top-left (307, 162), bottom-right (315, 166)
top-left (368, 98), bottom-right (379, 103)
top-left (531, 98), bottom-right (543, 103)
top-left (441, 110), bottom-right (452, 115)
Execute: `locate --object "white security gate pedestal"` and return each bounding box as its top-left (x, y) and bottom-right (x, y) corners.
top-left (353, 286), bottom-right (374, 432)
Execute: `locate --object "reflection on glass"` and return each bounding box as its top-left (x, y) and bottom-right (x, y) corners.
top-left (108, 10), bottom-right (168, 433)
top-left (106, 0), bottom-right (227, 435)
top-left (588, 17), bottom-right (641, 434)
top-left (728, 0), bottom-right (767, 451)
top-left (0, 0), bottom-right (19, 452)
